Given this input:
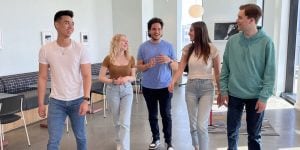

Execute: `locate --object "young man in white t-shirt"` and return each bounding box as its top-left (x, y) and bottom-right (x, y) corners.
top-left (38, 10), bottom-right (91, 150)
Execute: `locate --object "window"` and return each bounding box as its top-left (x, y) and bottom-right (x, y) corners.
top-left (179, 0), bottom-right (203, 59)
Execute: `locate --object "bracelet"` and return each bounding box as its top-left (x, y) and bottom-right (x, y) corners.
top-left (83, 97), bottom-right (90, 101)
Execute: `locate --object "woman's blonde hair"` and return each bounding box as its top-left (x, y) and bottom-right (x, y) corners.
top-left (109, 34), bottom-right (130, 63)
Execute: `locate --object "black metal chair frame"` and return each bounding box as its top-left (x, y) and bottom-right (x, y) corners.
top-left (89, 81), bottom-right (107, 118)
top-left (131, 71), bottom-right (142, 103)
top-left (0, 94), bottom-right (30, 150)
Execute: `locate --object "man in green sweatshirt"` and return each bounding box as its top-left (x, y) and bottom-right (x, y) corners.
top-left (219, 4), bottom-right (275, 150)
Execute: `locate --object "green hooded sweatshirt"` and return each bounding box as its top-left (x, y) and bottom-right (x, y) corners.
top-left (220, 28), bottom-right (275, 103)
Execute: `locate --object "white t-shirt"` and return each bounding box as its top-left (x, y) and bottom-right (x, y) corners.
top-left (182, 43), bottom-right (219, 80)
top-left (39, 40), bottom-right (90, 101)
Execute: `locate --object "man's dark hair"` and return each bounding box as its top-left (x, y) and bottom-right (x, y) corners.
top-left (147, 17), bottom-right (164, 37)
top-left (54, 10), bottom-right (73, 22)
top-left (239, 4), bottom-right (262, 24)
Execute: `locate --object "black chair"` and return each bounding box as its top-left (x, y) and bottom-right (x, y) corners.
top-left (131, 71), bottom-right (142, 103)
top-left (89, 81), bottom-right (107, 118)
top-left (0, 94), bottom-right (30, 150)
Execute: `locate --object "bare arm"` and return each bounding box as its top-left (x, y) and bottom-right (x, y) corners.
top-left (115, 68), bottom-right (136, 84)
top-left (170, 60), bottom-right (178, 72)
top-left (79, 63), bottom-right (91, 115)
top-left (155, 54), bottom-right (178, 71)
top-left (213, 54), bottom-right (223, 107)
top-left (99, 65), bottom-right (136, 85)
top-left (126, 67), bottom-right (136, 82)
top-left (168, 55), bottom-right (187, 92)
top-left (136, 59), bottom-right (155, 72)
top-left (171, 55), bottom-right (187, 85)
top-left (213, 54), bottom-right (221, 95)
top-left (99, 66), bottom-right (113, 84)
top-left (81, 63), bottom-right (92, 98)
top-left (37, 63), bottom-right (49, 118)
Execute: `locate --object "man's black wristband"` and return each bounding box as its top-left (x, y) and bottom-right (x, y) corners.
top-left (83, 97), bottom-right (90, 101)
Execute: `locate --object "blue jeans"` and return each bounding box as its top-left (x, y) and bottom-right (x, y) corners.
top-left (106, 82), bottom-right (133, 150)
top-left (142, 87), bottom-right (173, 144)
top-left (227, 96), bottom-right (264, 150)
top-left (185, 79), bottom-right (214, 150)
top-left (47, 97), bottom-right (87, 150)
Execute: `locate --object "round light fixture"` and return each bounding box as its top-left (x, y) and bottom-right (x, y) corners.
top-left (188, 4), bottom-right (204, 18)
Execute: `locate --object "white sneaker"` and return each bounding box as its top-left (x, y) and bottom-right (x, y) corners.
top-left (166, 143), bottom-right (174, 150)
top-left (149, 140), bottom-right (160, 149)
top-left (167, 146), bottom-right (174, 150)
top-left (194, 145), bottom-right (199, 150)
top-left (116, 144), bottom-right (121, 150)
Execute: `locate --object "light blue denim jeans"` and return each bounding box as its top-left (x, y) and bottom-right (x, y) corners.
top-left (185, 79), bottom-right (214, 150)
top-left (47, 97), bottom-right (87, 150)
top-left (106, 82), bottom-right (133, 150)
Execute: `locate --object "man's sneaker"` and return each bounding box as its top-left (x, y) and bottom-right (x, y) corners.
top-left (166, 143), bottom-right (174, 150)
top-left (149, 140), bottom-right (160, 149)
top-left (116, 144), bottom-right (121, 150)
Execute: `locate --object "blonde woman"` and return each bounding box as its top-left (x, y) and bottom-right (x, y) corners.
top-left (99, 34), bottom-right (136, 150)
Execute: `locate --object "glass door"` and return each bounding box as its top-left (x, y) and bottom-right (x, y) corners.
top-left (293, 2), bottom-right (300, 99)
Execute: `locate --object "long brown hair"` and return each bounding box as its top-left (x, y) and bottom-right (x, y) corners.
top-left (186, 21), bottom-right (211, 64)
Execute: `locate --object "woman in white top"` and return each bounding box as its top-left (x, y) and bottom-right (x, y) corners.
top-left (168, 21), bottom-right (221, 150)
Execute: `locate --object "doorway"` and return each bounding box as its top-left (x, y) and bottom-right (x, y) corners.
top-left (281, 0), bottom-right (300, 104)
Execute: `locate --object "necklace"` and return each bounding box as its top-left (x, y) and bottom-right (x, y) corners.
top-left (60, 47), bottom-right (65, 55)
top-left (59, 45), bottom-right (71, 55)
top-left (57, 39), bottom-right (72, 55)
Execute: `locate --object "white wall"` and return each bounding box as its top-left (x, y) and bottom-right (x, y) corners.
top-left (177, 0), bottom-right (183, 58)
top-left (154, 0), bottom-right (178, 56)
top-left (203, 0), bottom-right (254, 61)
top-left (112, 0), bottom-right (143, 57)
top-left (0, 0), bottom-right (113, 76)
top-left (264, 0), bottom-right (290, 96)
top-left (142, 0), bottom-right (154, 42)
top-left (111, 0), bottom-right (178, 58)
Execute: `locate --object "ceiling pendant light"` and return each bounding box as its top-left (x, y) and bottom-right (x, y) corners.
top-left (189, 4), bottom-right (204, 18)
